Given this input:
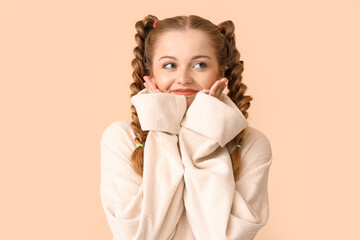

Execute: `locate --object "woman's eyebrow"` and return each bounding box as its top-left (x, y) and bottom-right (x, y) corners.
top-left (158, 55), bottom-right (212, 61)
top-left (192, 55), bottom-right (211, 60)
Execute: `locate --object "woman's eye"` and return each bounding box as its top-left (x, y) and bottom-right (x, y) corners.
top-left (163, 63), bottom-right (176, 69)
top-left (194, 62), bottom-right (207, 68)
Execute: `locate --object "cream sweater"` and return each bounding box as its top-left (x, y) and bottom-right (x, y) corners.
top-left (100, 88), bottom-right (272, 240)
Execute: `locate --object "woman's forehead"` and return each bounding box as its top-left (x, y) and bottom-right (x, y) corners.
top-left (154, 30), bottom-right (216, 60)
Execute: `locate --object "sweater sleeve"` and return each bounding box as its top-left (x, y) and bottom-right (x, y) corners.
top-left (178, 90), bottom-right (272, 240)
top-left (100, 90), bottom-right (188, 240)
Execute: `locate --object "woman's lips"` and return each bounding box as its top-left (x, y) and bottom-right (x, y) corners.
top-left (172, 89), bottom-right (199, 96)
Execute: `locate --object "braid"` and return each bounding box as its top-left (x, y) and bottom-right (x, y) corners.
top-left (129, 15), bottom-right (158, 177)
top-left (219, 20), bottom-right (253, 181)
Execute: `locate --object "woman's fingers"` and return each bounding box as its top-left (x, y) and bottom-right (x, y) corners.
top-left (218, 78), bottom-right (228, 95)
top-left (209, 79), bottom-right (220, 96)
top-left (144, 76), bottom-right (154, 89)
top-left (215, 79), bottom-right (226, 96)
top-left (143, 82), bottom-right (149, 92)
top-left (143, 76), bottom-right (155, 93)
top-left (209, 78), bottom-right (228, 98)
top-left (143, 76), bottom-right (162, 93)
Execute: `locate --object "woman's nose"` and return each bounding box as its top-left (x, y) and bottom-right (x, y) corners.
top-left (176, 68), bottom-right (193, 84)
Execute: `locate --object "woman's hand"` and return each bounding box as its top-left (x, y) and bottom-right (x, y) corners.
top-left (208, 78), bottom-right (228, 99)
top-left (143, 76), bottom-right (162, 93)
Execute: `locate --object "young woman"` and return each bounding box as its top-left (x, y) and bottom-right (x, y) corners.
top-left (100, 14), bottom-right (273, 240)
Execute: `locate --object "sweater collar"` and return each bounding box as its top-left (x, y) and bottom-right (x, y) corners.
top-left (131, 88), bottom-right (248, 144)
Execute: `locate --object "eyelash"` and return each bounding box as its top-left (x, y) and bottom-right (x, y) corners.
top-left (162, 62), bottom-right (208, 69)
top-left (163, 63), bottom-right (176, 69)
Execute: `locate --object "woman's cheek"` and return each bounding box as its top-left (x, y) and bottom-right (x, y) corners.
top-left (155, 76), bottom-right (174, 92)
top-left (199, 77), bottom-right (215, 90)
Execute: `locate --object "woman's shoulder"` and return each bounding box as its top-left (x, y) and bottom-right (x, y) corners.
top-left (241, 125), bottom-right (273, 165)
top-left (243, 126), bottom-right (272, 149)
top-left (100, 120), bottom-right (136, 155)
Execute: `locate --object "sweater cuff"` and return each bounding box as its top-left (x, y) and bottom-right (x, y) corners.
top-left (131, 88), bottom-right (187, 134)
top-left (180, 89), bottom-right (248, 147)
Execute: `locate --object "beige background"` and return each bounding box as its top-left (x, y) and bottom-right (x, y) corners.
top-left (1, 0), bottom-right (359, 239)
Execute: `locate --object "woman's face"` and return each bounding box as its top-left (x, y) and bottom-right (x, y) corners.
top-left (149, 29), bottom-right (224, 108)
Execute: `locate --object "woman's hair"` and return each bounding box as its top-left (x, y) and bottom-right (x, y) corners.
top-left (129, 14), bottom-right (252, 181)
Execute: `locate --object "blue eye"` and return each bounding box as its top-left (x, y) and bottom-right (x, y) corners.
top-left (163, 63), bottom-right (176, 69)
top-left (194, 62), bottom-right (207, 68)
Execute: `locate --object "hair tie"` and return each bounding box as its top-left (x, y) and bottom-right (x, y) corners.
top-left (235, 144), bottom-right (242, 148)
top-left (137, 143), bottom-right (144, 147)
top-left (152, 20), bottom-right (159, 28)
top-left (217, 24), bottom-right (222, 31)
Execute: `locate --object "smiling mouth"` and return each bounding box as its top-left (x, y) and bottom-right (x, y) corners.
top-left (172, 89), bottom-right (199, 96)
top-left (173, 91), bottom-right (197, 96)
